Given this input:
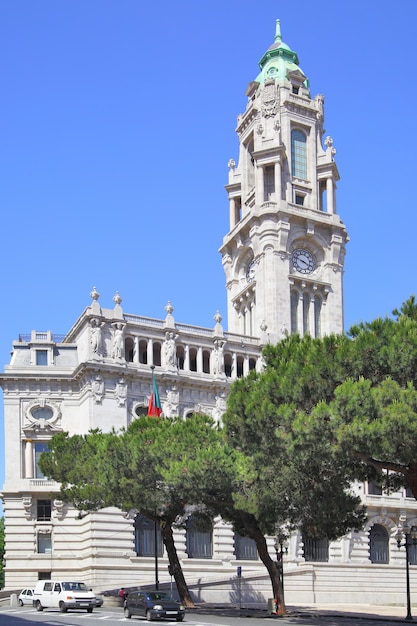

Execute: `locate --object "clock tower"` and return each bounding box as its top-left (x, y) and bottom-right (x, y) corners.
top-left (220, 20), bottom-right (348, 344)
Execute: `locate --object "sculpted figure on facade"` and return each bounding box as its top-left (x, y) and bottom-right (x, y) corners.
top-left (164, 331), bottom-right (177, 370)
top-left (212, 339), bottom-right (225, 377)
top-left (90, 318), bottom-right (104, 357)
top-left (111, 323), bottom-right (125, 360)
top-left (212, 394), bottom-right (227, 423)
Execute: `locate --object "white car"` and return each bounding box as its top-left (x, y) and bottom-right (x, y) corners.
top-left (18, 588), bottom-right (35, 606)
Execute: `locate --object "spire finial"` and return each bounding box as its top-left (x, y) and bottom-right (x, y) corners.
top-left (274, 19), bottom-right (282, 43)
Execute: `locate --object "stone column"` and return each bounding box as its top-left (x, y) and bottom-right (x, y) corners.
top-left (309, 295), bottom-right (316, 337)
top-left (197, 347), bottom-right (203, 373)
top-left (25, 440), bottom-right (33, 479)
top-left (256, 165), bottom-right (264, 203)
top-left (297, 293), bottom-right (304, 336)
top-left (134, 337), bottom-right (139, 363)
top-left (183, 345), bottom-right (190, 371)
top-left (326, 177), bottom-right (334, 214)
top-left (147, 338), bottom-right (153, 366)
top-left (274, 158), bottom-right (281, 202)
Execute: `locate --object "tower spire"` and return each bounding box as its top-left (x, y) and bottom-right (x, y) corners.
top-left (274, 19), bottom-right (282, 43)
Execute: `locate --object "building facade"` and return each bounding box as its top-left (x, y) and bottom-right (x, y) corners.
top-left (1, 20), bottom-right (417, 608)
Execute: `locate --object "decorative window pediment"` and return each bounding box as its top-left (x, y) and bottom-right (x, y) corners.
top-left (23, 399), bottom-right (62, 433)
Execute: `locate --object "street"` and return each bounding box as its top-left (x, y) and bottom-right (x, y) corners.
top-left (0, 606), bottom-right (407, 626)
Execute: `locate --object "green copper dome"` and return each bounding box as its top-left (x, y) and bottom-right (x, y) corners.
top-left (255, 20), bottom-right (309, 89)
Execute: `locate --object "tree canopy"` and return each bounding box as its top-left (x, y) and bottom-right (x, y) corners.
top-left (40, 296), bottom-right (417, 616)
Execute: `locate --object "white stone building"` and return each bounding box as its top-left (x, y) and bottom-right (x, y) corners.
top-left (1, 20), bottom-right (417, 608)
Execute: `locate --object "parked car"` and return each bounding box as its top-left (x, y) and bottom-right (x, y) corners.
top-left (95, 594), bottom-right (104, 607)
top-left (124, 590), bottom-right (185, 621)
top-left (18, 588), bottom-right (35, 606)
top-left (32, 579), bottom-right (96, 613)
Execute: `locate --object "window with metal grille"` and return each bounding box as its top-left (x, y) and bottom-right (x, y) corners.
top-left (186, 516), bottom-right (212, 559)
top-left (369, 524), bottom-right (389, 563)
top-left (134, 515), bottom-right (163, 557)
top-left (303, 536), bottom-right (329, 562)
top-left (234, 534), bottom-right (258, 560)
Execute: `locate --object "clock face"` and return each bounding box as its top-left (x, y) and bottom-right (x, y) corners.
top-left (291, 248), bottom-right (315, 274)
top-left (246, 260), bottom-right (256, 283)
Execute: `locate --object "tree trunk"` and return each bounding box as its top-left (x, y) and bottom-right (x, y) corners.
top-left (161, 522), bottom-right (195, 608)
top-left (253, 531), bottom-right (285, 616)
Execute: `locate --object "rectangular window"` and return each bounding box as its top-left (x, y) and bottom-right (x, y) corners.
top-left (37, 499), bottom-right (52, 521)
top-left (295, 194), bottom-right (304, 206)
top-left (34, 442), bottom-right (49, 478)
top-left (38, 571), bottom-right (51, 580)
top-left (264, 165), bottom-right (275, 201)
top-left (36, 350), bottom-right (48, 366)
top-left (37, 532), bottom-right (52, 554)
top-left (291, 129), bottom-right (307, 179)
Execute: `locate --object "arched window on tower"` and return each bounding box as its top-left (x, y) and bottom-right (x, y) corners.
top-left (152, 343), bottom-right (162, 367)
top-left (125, 337), bottom-right (134, 362)
top-left (139, 339), bottom-right (148, 364)
top-left (369, 524), bottom-right (389, 564)
top-left (189, 347), bottom-right (197, 372)
top-left (291, 129), bottom-right (307, 179)
top-left (202, 350), bottom-right (210, 374)
top-left (176, 345), bottom-right (185, 370)
top-left (224, 353), bottom-right (233, 378)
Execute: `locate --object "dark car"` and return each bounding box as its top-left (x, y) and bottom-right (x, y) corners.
top-left (124, 590), bottom-right (185, 621)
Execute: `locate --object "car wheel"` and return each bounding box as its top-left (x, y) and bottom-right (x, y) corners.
top-left (124, 606), bottom-right (132, 619)
top-left (87, 607), bottom-right (93, 613)
top-left (18, 599), bottom-right (24, 607)
top-left (35, 600), bottom-right (43, 612)
top-left (176, 616), bottom-right (185, 622)
top-left (146, 609), bottom-right (154, 621)
top-left (59, 602), bottom-right (67, 613)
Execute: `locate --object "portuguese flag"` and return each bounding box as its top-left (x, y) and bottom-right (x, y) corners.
top-left (148, 371), bottom-right (162, 417)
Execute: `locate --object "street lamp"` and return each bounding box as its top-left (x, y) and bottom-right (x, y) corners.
top-left (396, 522), bottom-right (417, 621)
top-left (273, 537), bottom-right (288, 605)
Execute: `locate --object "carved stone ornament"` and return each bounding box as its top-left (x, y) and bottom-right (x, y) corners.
top-left (93, 375), bottom-right (104, 404)
top-left (22, 496), bottom-right (33, 520)
top-left (227, 159), bottom-right (236, 170)
top-left (115, 378), bottom-right (127, 407)
top-left (54, 499), bottom-right (66, 520)
top-left (261, 79), bottom-right (278, 118)
top-left (90, 286), bottom-right (100, 301)
top-left (24, 398), bottom-right (62, 429)
top-left (163, 387), bottom-right (179, 418)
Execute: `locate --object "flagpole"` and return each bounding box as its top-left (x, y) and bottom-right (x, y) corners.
top-left (150, 365), bottom-right (159, 590)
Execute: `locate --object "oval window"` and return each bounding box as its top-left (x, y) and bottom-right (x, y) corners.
top-left (32, 407), bottom-right (53, 420)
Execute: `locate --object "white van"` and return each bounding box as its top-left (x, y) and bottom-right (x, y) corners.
top-left (33, 580), bottom-right (96, 613)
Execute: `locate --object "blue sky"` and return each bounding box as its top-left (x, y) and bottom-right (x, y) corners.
top-left (0, 1), bottom-right (416, 510)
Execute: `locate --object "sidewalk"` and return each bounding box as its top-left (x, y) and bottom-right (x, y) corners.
top-left (189, 602), bottom-right (412, 621)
